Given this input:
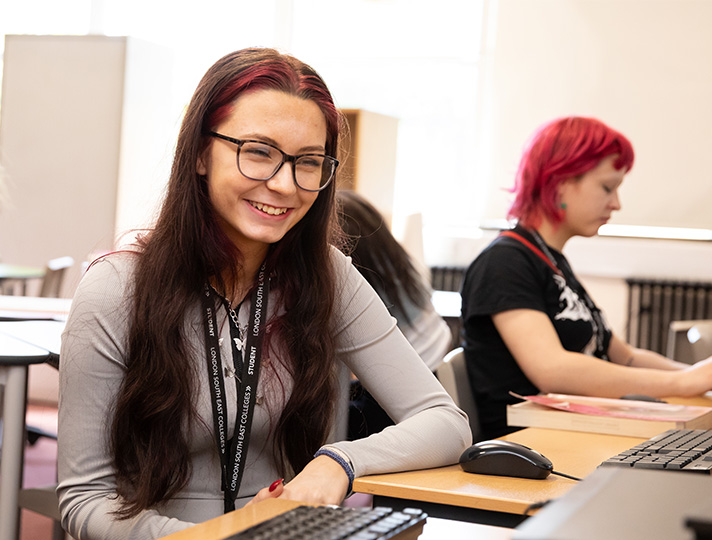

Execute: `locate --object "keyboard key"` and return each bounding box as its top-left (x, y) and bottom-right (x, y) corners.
top-left (685, 458), bottom-right (712, 472)
top-left (635, 461), bottom-right (667, 469)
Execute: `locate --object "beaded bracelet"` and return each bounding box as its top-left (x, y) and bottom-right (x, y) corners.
top-left (314, 447), bottom-right (354, 496)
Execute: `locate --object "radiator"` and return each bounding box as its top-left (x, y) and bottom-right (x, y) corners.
top-left (626, 278), bottom-right (712, 355)
top-left (430, 266), bottom-right (466, 293)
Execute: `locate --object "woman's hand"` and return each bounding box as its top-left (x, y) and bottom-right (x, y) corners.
top-left (246, 455), bottom-right (350, 507)
top-left (674, 356), bottom-right (712, 396)
top-left (244, 478), bottom-right (286, 507)
top-left (280, 455), bottom-right (350, 505)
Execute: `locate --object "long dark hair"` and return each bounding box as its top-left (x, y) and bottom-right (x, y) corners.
top-left (110, 48), bottom-right (344, 517)
top-left (336, 190), bottom-right (429, 325)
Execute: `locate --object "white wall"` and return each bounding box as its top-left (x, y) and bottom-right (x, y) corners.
top-left (0, 35), bottom-right (124, 290)
top-left (483, 0), bottom-right (712, 231)
top-left (0, 35), bottom-right (174, 297)
top-left (424, 0), bottom-right (712, 339)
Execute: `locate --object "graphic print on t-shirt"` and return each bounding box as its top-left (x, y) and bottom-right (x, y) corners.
top-left (553, 274), bottom-right (592, 322)
top-left (552, 274), bottom-right (598, 355)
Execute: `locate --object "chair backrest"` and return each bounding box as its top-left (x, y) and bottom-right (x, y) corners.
top-left (436, 347), bottom-right (481, 441)
top-left (39, 256), bottom-right (74, 298)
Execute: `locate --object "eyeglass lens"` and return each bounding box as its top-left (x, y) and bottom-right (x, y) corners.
top-left (238, 141), bottom-right (336, 191)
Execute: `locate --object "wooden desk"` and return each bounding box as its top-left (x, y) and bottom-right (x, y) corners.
top-left (668, 394), bottom-right (712, 407)
top-left (354, 394), bottom-right (712, 527)
top-left (353, 428), bottom-right (645, 527)
top-left (159, 498), bottom-right (513, 540)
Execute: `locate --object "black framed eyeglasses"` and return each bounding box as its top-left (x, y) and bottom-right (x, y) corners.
top-left (209, 131), bottom-right (338, 192)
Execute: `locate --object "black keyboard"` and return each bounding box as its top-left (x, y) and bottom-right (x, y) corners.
top-left (222, 505), bottom-right (428, 540)
top-left (600, 428), bottom-right (712, 473)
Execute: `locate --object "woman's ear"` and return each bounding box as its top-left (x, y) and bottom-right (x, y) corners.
top-left (556, 176), bottom-right (573, 198)
top-left (197, 149), bottom-right (208, 176)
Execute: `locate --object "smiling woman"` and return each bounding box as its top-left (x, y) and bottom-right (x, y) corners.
top-left (56, 47), bottom-right (471, 540)
top-left (197, 90), bottom-right (327, 258)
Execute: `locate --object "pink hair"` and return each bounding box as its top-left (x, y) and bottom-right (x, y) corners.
top-left (206, 61), bottom-right (340, 157)
top-left (508, 116), bottom-right (635, 228)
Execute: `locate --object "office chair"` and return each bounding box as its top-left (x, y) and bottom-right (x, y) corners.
top-left (18, 486), bottom-right (66, 539)
top-left (666, 319), bottom-right (712, 364)
top-left (38, 256), bottom-right (74, 298)
top-left (23, 256), bottom-right (72, 444)
top-left (436, 347), bottom-right (481, 441)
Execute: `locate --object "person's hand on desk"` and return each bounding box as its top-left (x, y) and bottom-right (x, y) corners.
top-left (674, 356), bottom-right (712, 396)
top-left (246, 454), bottom-right (350, 507)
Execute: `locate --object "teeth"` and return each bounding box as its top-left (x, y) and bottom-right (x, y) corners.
top-left (251, 202), bottom-right (288, 216)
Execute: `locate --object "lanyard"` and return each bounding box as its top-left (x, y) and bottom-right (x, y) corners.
top-left (499, 230), bottom-right (563, 277)
top-left (201, 264), bottom-right (269, 513)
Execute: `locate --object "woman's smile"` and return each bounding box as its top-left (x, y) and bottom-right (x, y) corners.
top-left (247, 200), bottom-right (291, 217)
top-left (197, 89), bottom-right (326, 255)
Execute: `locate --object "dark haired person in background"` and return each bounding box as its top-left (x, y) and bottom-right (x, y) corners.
top-left (337, 190), bottom-right (452, 438)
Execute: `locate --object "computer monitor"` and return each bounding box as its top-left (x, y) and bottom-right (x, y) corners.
top-left (513, 467), bottom-right (712, 540)
top-left (666, 320), bottom-right (712, 364)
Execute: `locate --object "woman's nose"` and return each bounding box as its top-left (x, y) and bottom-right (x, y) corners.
top-left (610, 190), bottom-right (622, 210)
top-left (265, 162), bottom-right (298, 194)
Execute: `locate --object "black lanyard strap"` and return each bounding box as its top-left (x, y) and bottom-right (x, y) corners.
top-left (201, 263), bottom-right (270, 512)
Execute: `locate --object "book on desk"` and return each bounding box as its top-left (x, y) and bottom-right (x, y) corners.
top-left (507, 393), bottom-right (712, 438)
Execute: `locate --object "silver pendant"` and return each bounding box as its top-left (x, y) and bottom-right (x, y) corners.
top-left (233, 337), bottom-right (244, 351)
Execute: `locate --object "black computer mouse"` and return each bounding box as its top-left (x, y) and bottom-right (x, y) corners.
top-left (458, 440), bottom-right (553, 479)
top-left (620, 394), bottom-right (667, 403)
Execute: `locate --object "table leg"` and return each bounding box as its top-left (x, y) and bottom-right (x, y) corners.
top-left (0, 365), bottom-right (28, 540)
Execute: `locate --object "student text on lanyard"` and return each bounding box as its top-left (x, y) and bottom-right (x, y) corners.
top-left (201, 263), bottom-right (269, 513)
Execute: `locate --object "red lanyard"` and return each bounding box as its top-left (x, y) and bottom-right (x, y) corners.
top-left (498, 230), bottom-right (564, 277)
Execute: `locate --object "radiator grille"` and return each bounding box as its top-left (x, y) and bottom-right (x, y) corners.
top-left (626, 278), bottom-right (712, 355)
top-left (430, 266), bottom-right (466, 293)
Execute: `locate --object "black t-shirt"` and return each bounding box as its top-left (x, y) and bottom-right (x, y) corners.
top-left (460, 226), bottom-right (612, 439)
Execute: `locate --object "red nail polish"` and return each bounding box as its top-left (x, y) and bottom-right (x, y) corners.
top-left (269, 478), bottom-right (283, 492)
